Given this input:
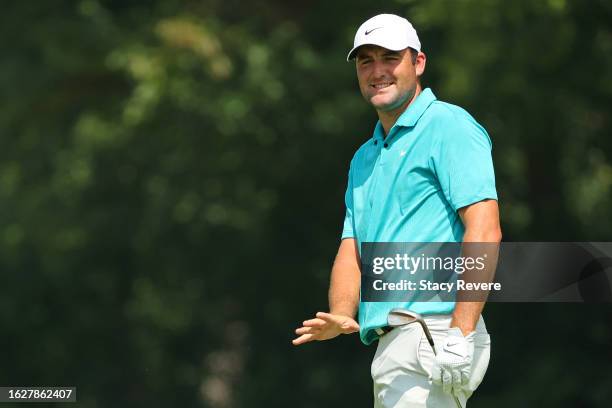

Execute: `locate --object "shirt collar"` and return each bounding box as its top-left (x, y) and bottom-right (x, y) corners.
top-left (371, 88), bottom-right (437, 142)
top-left (373, 121), bottom-right (385, 142)
top-left (395, 87), bottom-right (437, 128)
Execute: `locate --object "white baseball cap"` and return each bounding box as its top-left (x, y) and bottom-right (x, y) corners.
top-left (347, 14), bottom-right (421, 61)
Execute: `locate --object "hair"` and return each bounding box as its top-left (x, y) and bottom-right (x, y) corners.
top-left (409, 48), bottom-right (418, 65)
top-left (408, 48), bottom-right (423, 85)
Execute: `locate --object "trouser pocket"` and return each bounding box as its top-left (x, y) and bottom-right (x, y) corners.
top-left (371, 325), bottom-right (429, 381)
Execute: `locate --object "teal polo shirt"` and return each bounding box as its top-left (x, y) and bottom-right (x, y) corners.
top-left (341, 88), bottom-right (498, 345)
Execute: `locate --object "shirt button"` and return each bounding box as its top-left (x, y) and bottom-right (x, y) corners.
top-left (374, 140), bottom-right (378, 145)
top-left (384, 143), bottom-right (388, 148)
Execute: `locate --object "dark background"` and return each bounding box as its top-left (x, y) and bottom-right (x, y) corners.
top-left (1, 0), bottom-right (611, 406)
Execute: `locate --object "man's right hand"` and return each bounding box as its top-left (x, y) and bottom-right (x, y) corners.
top-left (292, 312), bottom-right (359, 346)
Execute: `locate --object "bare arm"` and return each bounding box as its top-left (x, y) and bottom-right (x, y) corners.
top-left (451, 199), bottom-right (502, 335)
top-left (329, 238), bottom-right (361, 317)
top-left (292, 238), bottom-right (361, 345)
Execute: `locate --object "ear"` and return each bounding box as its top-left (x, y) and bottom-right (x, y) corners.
top-left (415, 52), bottom-right (427, 77)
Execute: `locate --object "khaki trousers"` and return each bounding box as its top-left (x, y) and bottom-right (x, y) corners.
top-left (371, 315), bottom-right (491, 408)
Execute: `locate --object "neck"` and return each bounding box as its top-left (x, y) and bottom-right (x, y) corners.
top-left (378, 84), bottom-right (422, 136)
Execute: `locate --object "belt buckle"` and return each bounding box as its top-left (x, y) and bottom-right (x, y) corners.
top-left (375, 326), bottom-right (392, 337)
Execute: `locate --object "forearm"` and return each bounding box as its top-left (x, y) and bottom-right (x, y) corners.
top-left (452, 213), bottom-right (502, 335)
top-left (451, 236), bottom-right (491, 335)
top-left (329, 239), bottom-right (361, 317)
top-left (451, 301), bottom-right (484, 335)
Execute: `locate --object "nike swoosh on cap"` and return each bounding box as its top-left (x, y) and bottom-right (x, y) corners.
top-left (365, 27), bottom-right (382, 35)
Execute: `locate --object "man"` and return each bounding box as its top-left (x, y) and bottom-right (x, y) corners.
top-left (292, 14), bottom-right (501, 408)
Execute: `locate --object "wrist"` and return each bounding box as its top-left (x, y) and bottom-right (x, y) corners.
top-left (450, 325), bottom-right (475, 337)
top-left (329, 310), bottom-right (354, 318)
top-left (329, 304), bottom-right (356, 318)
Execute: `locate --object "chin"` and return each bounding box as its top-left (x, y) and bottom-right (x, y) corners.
top-left (370, 95), bottom-right (398, 110)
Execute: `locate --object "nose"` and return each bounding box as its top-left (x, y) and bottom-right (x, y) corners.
top-left (371, 60), bottom-right (387, 79)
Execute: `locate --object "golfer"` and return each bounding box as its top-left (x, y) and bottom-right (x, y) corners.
top-left (292, 14), bottom-right (501, 408)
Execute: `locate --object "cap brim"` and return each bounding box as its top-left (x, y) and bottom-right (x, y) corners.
top-left (346, 42), bottom-right (410, 61)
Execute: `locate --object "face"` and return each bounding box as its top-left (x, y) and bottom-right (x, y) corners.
top-left (355, 45), bottom-right (425, 113)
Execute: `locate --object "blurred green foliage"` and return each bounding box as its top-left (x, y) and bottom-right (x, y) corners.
top-left (0, 0), bottom-right (611, 407)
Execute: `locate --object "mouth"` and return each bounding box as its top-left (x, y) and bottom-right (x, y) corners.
top-left (370, 81), bottom-right (394, 90)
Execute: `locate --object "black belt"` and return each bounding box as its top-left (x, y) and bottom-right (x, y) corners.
top-left (375, 326), bottom-right (394, 337)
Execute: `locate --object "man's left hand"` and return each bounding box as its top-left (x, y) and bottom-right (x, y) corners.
top-left (430, 327), bottom-right (475, 396)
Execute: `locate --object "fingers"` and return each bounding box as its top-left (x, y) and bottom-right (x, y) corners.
top-left (295, 326), bottom-right (321, 335)
top-left (431, 366), bottom-right (455, 396)
top-left (302, 318), bottom-right (326, 328)
top-left (441, 369), bottom-right (452, 394)
top-left (452, 367), bottom-right (470, 398)
top-left (431, 365), bottom-right (453, 394)
top-left (433, 367), bottom-right (465, 395)
top-left (292, 333), bottom-right (315, 346)
top-left (450, 369), bottom-right (462, 393)
top-left (292, 315), bottom-right (327, 346)
top-left (315, 312), bottom-right (338, 322)
top-left (292, 313), bottom-right (359, 346)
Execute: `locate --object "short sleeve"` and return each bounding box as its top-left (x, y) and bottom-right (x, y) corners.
top-left (341, 164), bottom-right (355, 239)
top-left (431, 114), bottom-right (498, 211)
